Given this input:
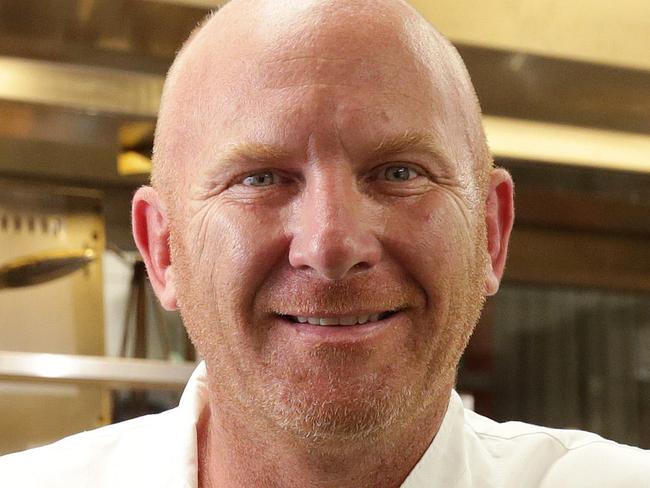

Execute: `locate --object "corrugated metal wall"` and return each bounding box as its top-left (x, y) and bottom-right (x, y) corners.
top-left (492, 284), bottom-right (650, 447)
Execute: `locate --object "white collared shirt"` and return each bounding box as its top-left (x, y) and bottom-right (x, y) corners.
top-left (2, 361), bottom-right (649, 487)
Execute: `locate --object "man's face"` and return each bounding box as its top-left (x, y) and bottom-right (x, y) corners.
top-left (167, 28), bottom-right (488, 440)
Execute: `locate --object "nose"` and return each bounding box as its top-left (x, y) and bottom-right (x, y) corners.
top-left (288, 175), bottom-right (382, 281)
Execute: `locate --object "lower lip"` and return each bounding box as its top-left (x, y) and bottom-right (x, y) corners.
top-left (274, 313), bottom-right (403, 344)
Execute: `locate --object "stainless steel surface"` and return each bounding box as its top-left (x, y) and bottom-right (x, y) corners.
top-left (0, 177), bottom-right (103, 211)
top-left (640, 369), bottom-right (650, 383)
top-left (0, 351), bottom-right (196, 391)
top-left (0, 0), bottom-right (209, 74)
top-left (460, 45), bottom-right (650, 135)
top-left (0, 102), bottom-right (145, 186)
top-left (0, 56), bottom-right (162, 118)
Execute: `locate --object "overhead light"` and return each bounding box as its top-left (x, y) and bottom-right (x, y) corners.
top-left (484, 116), bottom-right (650, 174)
top-left (118, 151), bottom-right (152, 176)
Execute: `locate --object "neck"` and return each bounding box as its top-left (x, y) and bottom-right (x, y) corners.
top-left (197, 389), bottom-right (452, 488)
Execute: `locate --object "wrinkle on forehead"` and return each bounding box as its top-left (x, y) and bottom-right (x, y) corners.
top-left (152, 0), bottom-right (491, 211)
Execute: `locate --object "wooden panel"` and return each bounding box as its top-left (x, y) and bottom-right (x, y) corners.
top-left (505, 226), bottom-right (650, 292)
top-left (461, 45), bottom-right (650, 135)
top-left (515, 189), bottom-right (650, 236)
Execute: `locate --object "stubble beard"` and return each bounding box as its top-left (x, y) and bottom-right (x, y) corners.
top-left (254, 350), bottom-right (422, 445)
top-left (169, 215), bottom-right (489, 447)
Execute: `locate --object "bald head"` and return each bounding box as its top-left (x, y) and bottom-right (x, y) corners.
top-left (152, 0), bottom-right (490, 207)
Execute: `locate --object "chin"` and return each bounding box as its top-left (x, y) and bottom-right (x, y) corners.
top-left (256, 373), bottom-right (417, 444)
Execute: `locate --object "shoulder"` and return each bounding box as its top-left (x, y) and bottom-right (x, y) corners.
top-left (0, 407), bottom-right (193, 488)
top-left (539, 439), bottom-right (650, 488)
top-left (463, 409), bottom-right (650, 487)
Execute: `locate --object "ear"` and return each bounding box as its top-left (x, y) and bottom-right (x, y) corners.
top-left (484, 168), bottom-right (515, 296)
top-left (132, 186), bottom-right (178, 310)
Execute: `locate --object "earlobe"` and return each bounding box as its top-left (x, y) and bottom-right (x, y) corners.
top-left (484, 168), bottom-right (515, 296)
top-left (132, 186), bottom-right (178, 311)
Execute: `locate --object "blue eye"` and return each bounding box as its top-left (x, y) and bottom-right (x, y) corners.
top-left (383, 165), bottom-right (417, 182)
top-left (243, 172), bottom-right (276, 187)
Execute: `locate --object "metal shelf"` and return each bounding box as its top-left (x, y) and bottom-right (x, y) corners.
top-left (0, 351), bottom-right (196, 391)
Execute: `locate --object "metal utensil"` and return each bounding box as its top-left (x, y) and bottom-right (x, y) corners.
top-left (0, 248), bottom-right (96, 289)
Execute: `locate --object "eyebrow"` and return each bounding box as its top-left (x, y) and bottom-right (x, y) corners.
top-left (214, 142), bottom-right (293, 166)
top-left (372, 131), bottom-right (451, 167)
top-left (207, 131), bottom-right (451, 173)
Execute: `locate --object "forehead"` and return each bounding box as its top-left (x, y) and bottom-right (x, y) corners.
top-left (159, 7), bottom-right (471, 187)
top-left (204, 76), bottom-right (445, 176)
top-left (184, 43), bottom-right (451, 155)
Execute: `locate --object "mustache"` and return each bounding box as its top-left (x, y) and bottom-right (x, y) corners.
top-left (255, 268), bottom-right (425, 315)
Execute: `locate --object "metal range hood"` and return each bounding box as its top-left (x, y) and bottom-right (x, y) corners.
top-left (0, 0), bottom-right (648, 184)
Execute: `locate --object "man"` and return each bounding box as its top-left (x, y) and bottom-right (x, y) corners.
top-left (2, 0), bottom-right (649, 486)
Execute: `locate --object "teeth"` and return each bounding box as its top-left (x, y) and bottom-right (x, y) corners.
top-left (340, 316), bottom-right (358, 326)
top-left (320, 317), bottom-right (339, 325)
top-left (291, 313), bottom-right (390, 326)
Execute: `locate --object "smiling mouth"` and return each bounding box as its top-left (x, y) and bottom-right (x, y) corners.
top-left (279, 310), bottom-right (399, 326)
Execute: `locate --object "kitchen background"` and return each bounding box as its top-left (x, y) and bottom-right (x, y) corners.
top-left (0, 0), bottom-right (649, 454)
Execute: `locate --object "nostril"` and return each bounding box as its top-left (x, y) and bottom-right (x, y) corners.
top-left (350, 261), bottom-right (372, 272)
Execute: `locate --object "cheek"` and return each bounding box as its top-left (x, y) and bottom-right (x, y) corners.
top-left (381, 194), bottom-right (477, 304)
top-left (387, 194), bottom-right (471, 260)
top-left (184, 203), bottom-right (290, 309)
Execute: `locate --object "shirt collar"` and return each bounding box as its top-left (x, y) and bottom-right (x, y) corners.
top-left (179, 360), bottom-right (209, 419)
top-left (401, 391), bottom-right (471, 488)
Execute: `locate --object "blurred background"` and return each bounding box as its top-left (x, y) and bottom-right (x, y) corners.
top-left (0, 0), bottom-right (649, 454)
